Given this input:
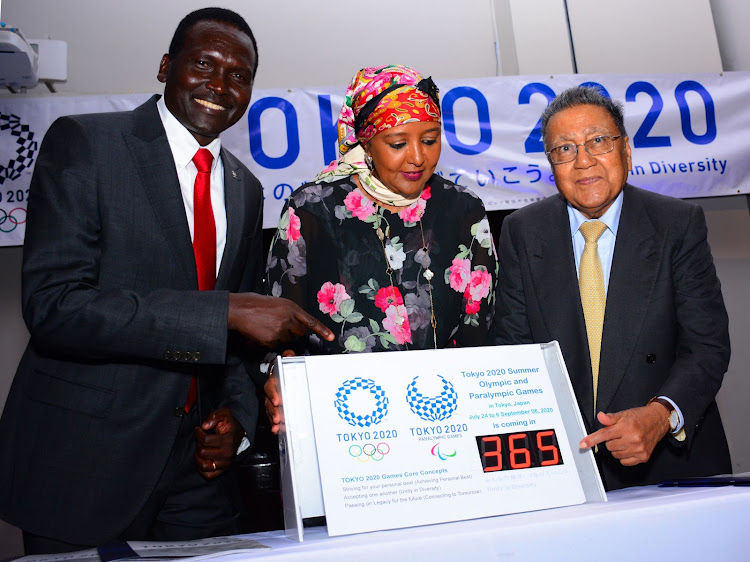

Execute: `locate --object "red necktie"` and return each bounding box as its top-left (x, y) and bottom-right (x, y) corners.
top-left (192, 148), bottom-right (217, 292)
top-left (185, 148), bottom-right (216, 412)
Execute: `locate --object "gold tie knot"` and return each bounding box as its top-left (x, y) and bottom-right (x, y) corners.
top-left (579, 220), bottom-right (607, 243)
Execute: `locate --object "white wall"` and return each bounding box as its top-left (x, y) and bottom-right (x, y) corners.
top-left (1, 0), bottom-right (499, 95)
top-left (494, 0), bottom-right (574, 75)
top-left (710, 0), bottom-right (750, 71)
top-left (568, 0), bottom-right (723, 73)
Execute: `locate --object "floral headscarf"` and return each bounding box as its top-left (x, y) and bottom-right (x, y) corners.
top-left (315, 65), bottom-right (441, 207)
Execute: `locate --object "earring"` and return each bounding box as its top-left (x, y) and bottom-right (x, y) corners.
top-left (364, 153), bottom-right (373, 170)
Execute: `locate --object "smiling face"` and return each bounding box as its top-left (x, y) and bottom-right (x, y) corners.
top-left (364, 121), bottom-right (442, 199)
top-left (545, 104), bottom-right (632, 219)
top-left (157, 20), bottom-right (256, 146)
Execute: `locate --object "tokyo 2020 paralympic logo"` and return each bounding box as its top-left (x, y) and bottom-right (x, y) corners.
top-left (335, 377), bottom-right (389, 427)
top-left (0, 113), bottom-right (37, 185)
top-left (405, 374), bottom-right (458, 422)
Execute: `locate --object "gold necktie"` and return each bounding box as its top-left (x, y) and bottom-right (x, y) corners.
top-left (578, 220), bottom-right (608, 415)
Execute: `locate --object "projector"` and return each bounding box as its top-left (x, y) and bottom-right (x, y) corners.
top-left (0, 23), bottom-right (38, 89)
top-left (0, 22), bottom-right (68, 92)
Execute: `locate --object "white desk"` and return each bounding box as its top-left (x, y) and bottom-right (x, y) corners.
top-left (230, 484), bottom-right (748, 561)
top-left (18, 484), bottom-right (749, 562)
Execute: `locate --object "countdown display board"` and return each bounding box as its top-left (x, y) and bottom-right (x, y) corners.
top-left (276, 342), bottom-right (606, 540)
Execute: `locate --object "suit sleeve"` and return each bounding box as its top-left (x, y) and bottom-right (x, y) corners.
top-left (488, 214), bottom-right (534, 346)
top-left (22, 116), bottom-right (230, 365)
top-left (658, 204), bottom-right (730, 443)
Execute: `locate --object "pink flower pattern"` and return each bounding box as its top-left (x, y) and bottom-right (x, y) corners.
top-left (317, 282), bottom-right (350, 315)
top-left (286, 208), bottom-right (301, 243)
top-left (267, 178), bottom-right (497, 353)
top-left (465, 269), bottom-right (492, 302)
top-left (465, 298), bottom-right (481, 315)
top-left (374, 286), bottom-right (404, 312)
top-left (398, 186), bottom-right (432, 223)
top-left (344, 190), bottom-right (376, 220)
top-left (382, 304), bottom-right (412, 344)
top-left (448, 258), bottom-right (471, 293)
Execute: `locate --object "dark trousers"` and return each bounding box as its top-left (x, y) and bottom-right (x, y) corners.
top-left (23, 406), bottom-right (242, 555)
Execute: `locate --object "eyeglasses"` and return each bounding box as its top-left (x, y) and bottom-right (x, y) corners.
top-left (546, 135), bottom-right (622, 164)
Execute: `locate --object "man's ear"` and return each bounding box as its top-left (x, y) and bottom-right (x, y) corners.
top-left (623, 136), bottom-right (632, 171)
top-left (157, 54), bottom-right (170, 84)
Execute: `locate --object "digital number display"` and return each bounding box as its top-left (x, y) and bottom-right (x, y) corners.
top-left (475, 429), bottom-right (563, 472)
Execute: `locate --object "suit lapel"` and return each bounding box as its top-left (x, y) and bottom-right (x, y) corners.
top-left (124, 96), bottom-right (197, 288)
top-left (597, 185), bottom-right (659, 414)
top-left (530, 196), bottom-right (595, 425)
top-left (215, 148), bottom-right (246, 290)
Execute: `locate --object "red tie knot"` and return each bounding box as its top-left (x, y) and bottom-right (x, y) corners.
top-left (193, 148), bottom-right (214, 174)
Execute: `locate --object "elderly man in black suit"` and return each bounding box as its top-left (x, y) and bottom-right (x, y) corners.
top-left (489, 86), bottom-right (731, 491)
top-left (0, 7), bottom-right (331, 554)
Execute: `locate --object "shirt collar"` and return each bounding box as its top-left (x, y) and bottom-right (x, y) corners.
top-left (567, 188), bottom-right (624, 237)
top-left (157, 96), bottom-right (221, 173)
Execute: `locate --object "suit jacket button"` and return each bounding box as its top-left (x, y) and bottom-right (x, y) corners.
top-left (164, 350), bottom-right (172, 360)
top-left (193, 352), bottom-right (201, 362)
top-left (173, 351), bottom-right (183, 361)
top-left (647, 354), bottom-right (656, 364)
top-left (174, 406), bottom-right (185, 417)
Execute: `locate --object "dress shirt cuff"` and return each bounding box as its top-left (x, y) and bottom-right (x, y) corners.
top-left (658, 395), bottom-right (685, 433)
top-left (236, 435), bottom-right (251, 456)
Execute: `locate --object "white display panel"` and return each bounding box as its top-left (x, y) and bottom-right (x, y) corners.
top-left (277, 342), bottom-right (605, 540)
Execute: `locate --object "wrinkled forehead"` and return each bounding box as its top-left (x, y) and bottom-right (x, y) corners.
top-left (183, 20), bottom-right (255, 60)
top-left (545, 104), bottom-right (618, 142)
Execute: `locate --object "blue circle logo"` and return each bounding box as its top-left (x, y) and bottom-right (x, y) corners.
top-left (335, 377), bottom-right (389, 427)
top-left (406, 374), bottom-right (458, 421)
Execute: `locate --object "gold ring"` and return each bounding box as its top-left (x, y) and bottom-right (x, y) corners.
top-left (212, 461), bottom-right (217, 471)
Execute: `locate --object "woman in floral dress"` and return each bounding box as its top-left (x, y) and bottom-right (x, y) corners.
top-left (264, 65), bottom-right (498, 430)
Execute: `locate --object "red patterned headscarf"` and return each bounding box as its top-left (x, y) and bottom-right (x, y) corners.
top-left (315, 65), bottom-right (441, 206)
top-left (338, 64), bottom-right (441, 155)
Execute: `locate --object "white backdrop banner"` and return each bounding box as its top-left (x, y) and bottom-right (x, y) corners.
top-left (1, 72), bottom-right (749, 247)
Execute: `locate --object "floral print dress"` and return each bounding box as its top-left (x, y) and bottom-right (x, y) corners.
top-left (267, 175), bottom-right (498, 354)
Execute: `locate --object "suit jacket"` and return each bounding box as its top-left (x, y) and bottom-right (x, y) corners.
top-left (0, 96), bottom-right (264, 543)
top-left (490, 184), bottom-right (731, 490)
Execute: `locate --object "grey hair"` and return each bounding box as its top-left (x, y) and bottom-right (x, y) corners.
top-left (541, 86), bottom-right (627, 149)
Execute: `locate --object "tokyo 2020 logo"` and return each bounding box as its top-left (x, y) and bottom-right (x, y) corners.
top-left (405, 374), bottom-right (458, 422)
top-left (335, 377), bottom-right (389, 427)
top-left (0, 113), bottom-right (37, 185)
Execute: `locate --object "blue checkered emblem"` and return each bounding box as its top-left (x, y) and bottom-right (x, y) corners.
top-left (405, 374), bottom-right (458, 421)
top-left (335, 377), bottom-right (389, 427)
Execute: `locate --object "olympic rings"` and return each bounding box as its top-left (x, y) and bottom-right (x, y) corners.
top-left (348, 442), bottom-right (390, 462)
top-left (0, 207), bottom-right (26, 233)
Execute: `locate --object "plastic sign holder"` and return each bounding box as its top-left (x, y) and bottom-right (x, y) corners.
top-left (276, 342), bottom-right (605, 541)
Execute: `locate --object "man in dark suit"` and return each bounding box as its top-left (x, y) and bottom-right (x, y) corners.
top-left (489, 86), bottom-right (731, 491)
top-left (0, 8), bottom-right (331, 554)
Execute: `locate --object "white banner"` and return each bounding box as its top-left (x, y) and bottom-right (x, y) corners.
top-left (1, 71), bottom-right (749, 247)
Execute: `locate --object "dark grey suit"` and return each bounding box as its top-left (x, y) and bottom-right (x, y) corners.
top-left (490, 184), bottom-right (731, 490)
top-left (0, 96), bottom-right (263, 543)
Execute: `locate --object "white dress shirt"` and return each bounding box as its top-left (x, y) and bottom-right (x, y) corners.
top-left (157, 98), bottom-right (250, 454)
top-left (157, 97), bottom-right (227, 276)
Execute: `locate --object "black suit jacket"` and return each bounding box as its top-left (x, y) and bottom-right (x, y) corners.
top-left (0, 96), bottom-right (263, 543)
top-left (490, 184), bottom-right (731, 490)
